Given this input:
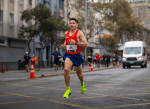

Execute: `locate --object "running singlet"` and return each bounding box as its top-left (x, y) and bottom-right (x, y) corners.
top-left (66, 30), bottom-right (82, 54)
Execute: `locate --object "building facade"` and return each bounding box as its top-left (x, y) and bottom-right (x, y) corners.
top-left (62, 0), bottom-right (103, 56)
top-left (34, 0), bottom-right (65, 63)
top-left (0, 0), bottom-right (35, 62)
top-left (127, 0), bottom-right (150, 52)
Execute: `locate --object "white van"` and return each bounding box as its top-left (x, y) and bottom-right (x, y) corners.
top-left (122, 41), bottom-right (147, 68)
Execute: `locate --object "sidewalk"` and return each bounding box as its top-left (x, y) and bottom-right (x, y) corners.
top-left (0, 64), bottom-right (121, 81)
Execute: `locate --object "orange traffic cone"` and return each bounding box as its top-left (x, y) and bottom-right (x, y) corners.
top-left (117, 61), bottom-right (119, 67)
top-left (91, 62), bottom-right (94, 71)
top-left (147, 60), bottom-right (149, 64)
top-left (1, 62), bottom-right (4, 73)
top-left (28, 63), bottom-right (37, 78)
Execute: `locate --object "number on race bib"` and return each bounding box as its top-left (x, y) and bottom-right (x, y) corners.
top-left (67, 45), bottom-right (77, 52)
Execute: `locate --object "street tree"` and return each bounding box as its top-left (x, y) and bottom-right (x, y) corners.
top-left (92, 0), bottom-right (143, 53)
top-left (70, 0), bottom-right (100, 41)
top-left (18, 3), bottom-right (68, 67)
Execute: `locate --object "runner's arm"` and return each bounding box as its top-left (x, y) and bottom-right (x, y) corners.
top-left (58, 53), bottom-right (61, 58)
top-left (21, 56), bottom-right (25, 62)
top-left (77, 31), bottom-right (88, 47)
top-left (61, 32), bottom-right (67, 49)
top-left (52, 52), bottom-right (55, 58)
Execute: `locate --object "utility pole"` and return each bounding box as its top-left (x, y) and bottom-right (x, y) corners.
top-left (85, 0), bottom-right (87, 65)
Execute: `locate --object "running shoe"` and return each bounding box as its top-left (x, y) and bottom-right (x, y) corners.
top-left (63, 89), bottom-right (71, 98)
top-left (81, 80), bottom-right (86, 94)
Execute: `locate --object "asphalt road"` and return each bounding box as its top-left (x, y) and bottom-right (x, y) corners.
top-left (0, 65), bottom-right (150, 109)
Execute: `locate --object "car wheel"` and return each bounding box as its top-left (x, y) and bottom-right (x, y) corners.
top-left (141, 65), bottom-right (144, 68)
top-left (145, 62), bottom-right (147, 68)
top-left (123, 66), bottom-right (125, 69)
top-left (129, 65), bottom-right (131, 68)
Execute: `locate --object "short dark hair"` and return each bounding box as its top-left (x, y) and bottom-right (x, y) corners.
top-left (70, 18), bottom-right (78, 24)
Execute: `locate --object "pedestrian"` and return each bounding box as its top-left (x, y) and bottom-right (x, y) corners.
top-left (102, 53), bottom-right (106, 67)
top-left (96, 53), bottom-right (102, 68)
top-left (52, 47), bottom-right (61, 71)
top-left (87, 52), bottom-right (93, 69)
top-left (61, 18), bottom-right (88, 98)
top-left (106, 54), bottom-right (111, 67)
top-left (60, 54), bottom-right (64, 70)
top-left (82, 54), bottom-right (85, 68)
top-left (93, 54), bottom-right (97, 67)
top-left (112, 54), bottom-right (117, 66)
top-left (21, 52), bottom-right (30, 72)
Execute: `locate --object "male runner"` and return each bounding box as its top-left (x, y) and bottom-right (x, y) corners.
top-left (52, 48), bottom-right (61, 71)
top-left (87, 52), bottom-right (93, 69)
top-left (93, 54), bottom-right (97, 67)
top-left (21, 52), bottom-right (30, 72)
top-left (96, 53), bottom-right (102, 68)
top-left (61, 18), bottom-right (88, 98)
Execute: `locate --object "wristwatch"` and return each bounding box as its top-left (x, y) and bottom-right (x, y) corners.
top-left (75, 42), bottom-right (78, 45)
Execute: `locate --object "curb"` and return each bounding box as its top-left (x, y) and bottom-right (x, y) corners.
top-left (34, 73), bottom-right (59, 78)
top-left (1, 66), bottom-right (123, 81)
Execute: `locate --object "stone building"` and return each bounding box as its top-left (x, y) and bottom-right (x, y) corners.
top-left (0, 0), bottom-right (35, 63)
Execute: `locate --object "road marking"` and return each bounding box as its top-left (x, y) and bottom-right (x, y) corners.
top-left (104, 71), bottom-right (129, 78)
top-left (0, 100), bottom-right (42, 105)
top-left (101, 102), bottom-right (150, 109)
top-left (0, 91), bottom-right (92, 109)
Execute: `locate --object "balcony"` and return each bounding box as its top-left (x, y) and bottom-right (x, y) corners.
top-left (127, 0), bottom-right (150, 7)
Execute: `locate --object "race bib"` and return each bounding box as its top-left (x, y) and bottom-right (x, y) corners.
top-left (88, 55), bottom-right (91, 58)
top-left (113, 58), bottom-right (115, 61)
top-left (105, 58), bottom-right (107, 61)
top-left (67, 45), bottom-right (77, 52)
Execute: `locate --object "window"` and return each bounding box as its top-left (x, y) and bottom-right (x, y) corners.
top-left (0, 10), bottom-right (3, 22)
top-left (28, 20), bottom-right (32, 26)
top-left (19, 16), bottom-right (23, 27)
top-left (124, 47), bottom-right (141, 54)
top-left (20, 0), bottom-right (24, 3)
top-left (54, 0), bottom-right (57, 11)
top-left (59, 0), bottom-right (64, 9)
top-left (29, 0), bottom-right (32, 6)
top-left (95, 38), bottom-right (99, 43)
top-left (9, 13), bottom-right (14, 24)
top-left (0, 40), bottom-right (4, 44)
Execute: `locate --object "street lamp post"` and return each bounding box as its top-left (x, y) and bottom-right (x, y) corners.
top-left (85, 0), bottom-right (87, 65)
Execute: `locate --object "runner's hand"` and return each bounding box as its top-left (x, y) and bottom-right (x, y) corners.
top-left (70, 39), bottom-right (76, 45)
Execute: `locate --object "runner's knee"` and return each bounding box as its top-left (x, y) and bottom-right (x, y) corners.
top-left (64, 68), bottom-right (69, 74)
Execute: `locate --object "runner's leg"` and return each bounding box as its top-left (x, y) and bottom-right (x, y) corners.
top-left (64, 58), bottom-right (73, 87)
top-left (75, 64), bottom-right (83, 83)
top-left (75, 64), bottom-right (86, 94)
top-left (63, 58), bottom-right (73, 98)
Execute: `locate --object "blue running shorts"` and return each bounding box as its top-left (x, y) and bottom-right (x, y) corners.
top-left (63, 53), bottom-right (84, 67)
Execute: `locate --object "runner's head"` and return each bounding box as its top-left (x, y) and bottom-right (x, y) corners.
top-left (56, 47), bottom-right (58, 52)
top-left (25, 52), bottom-right (28, 56)
top-left (98, 53), bottom-right (100, 55)
top-left (70, 18), bottom-right (78, 30)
